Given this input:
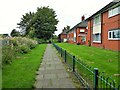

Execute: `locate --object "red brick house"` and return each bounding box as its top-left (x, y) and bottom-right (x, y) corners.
top-left (86, 2), bottom-right (120, 51)
top-left (75, 20), bottom-right (88, 45)
top-left (59, 1), bottom-right (120, 51)
top-left (66, 29), bottom-right (74, 44)
top-left (67, 16), bottom-right (88, 44)
top-left (58, 29), bottom-right (68, 42)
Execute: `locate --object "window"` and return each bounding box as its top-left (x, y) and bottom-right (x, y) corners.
top-left (93, 15), bottom-right (101, 43)
top-left (80, 29), bottom-right (85, 32)
top-left (82, 36), bottom-right (86, 42)
top-left (108, 29), bottom-right (120, 40)
top-left (93, 15), bottom-right (101, 25)
top-left (74, 29), bottom-right (76, 42)
top-left (86, 26), bottom-right (88, 29)
top-left (73, 37), bottom-right (76, 42)
top-left (93, 33), bottom-right (101, 42)
top-left (67, 35), bottom-right (69, 40)
top-left (108, 6), bottom-right (120, 17)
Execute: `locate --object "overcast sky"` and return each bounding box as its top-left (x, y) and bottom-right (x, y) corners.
top-left (0, 0), bottom-right (113, 35)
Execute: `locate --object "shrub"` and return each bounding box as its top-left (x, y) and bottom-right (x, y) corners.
top-left (10, 37), bottom-right (38, 53)
top-left (20, 45), bottom-right (30, 54)
top-left (38, 39), bottom-right (47, 44)
top-left (2, 46), bottom-right (15, 65)
top-left (2, 37), bottom-right (38, 66)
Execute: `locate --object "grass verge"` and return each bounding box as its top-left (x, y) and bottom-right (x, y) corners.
top-left (56, 43), bottom-right (119, 85)
top-left (2, 44), bottom-right (47, 88)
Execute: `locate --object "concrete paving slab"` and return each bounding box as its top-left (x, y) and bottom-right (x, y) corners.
top-left (34, 44), bottom-right (76, 88)
top-left (44, 74), bottom-right (57, 79)
top-left (56, 73), bottom-right (69, 78)
top-left (36, 74), bottom-right (44, 80)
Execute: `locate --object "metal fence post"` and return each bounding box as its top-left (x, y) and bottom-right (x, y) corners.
top-left (61, 48), bottom-right (62, 57)
top-left (94, 68), bottom-right (98, 90)
top-left (72, 56), bottom-right (75, 72)
top-left (58, 47), bottom-right (60, 53)
top-left (64, 50), bottom-right (66, 63)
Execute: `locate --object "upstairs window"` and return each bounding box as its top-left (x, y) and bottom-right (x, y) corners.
top-left (93, 15), bottom-right (101, 26)
top-left (108, 29), bottom-right (120, 40)
top-left (80, 29), bottom-right (85, 33)
top-left (108, 6), bottom-right (120, 17)
top-left (74, 29), bottom-right (76, 42)
top-left (93, 15), bottom-right (101, 43)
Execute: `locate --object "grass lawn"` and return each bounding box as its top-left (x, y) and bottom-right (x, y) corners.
top-left (56, 43), bottom-right (119, 85)
top-left (2, 44), bottom-right (47, 88)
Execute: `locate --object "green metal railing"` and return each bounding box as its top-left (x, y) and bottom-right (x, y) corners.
top-left (53, 43), bottom-right (119, 90)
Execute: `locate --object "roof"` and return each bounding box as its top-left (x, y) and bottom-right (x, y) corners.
top-left (75, 20), bottom-right (88, 28)
top-left (86, 1), bottom-right (119, 20)
top-left (63, 1), bottom-right (119, 34)
top-left (66, 20), bottom-right (88, 33)
top-left (66, 1), bottom-right (119, 33)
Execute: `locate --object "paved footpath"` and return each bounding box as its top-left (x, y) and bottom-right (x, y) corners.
top-left (34, 44), bottom-right (76, 88)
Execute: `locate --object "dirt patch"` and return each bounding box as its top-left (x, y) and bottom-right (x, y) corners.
top-left (87, 61), bottom-right (94, 64)
top-left (113, 74), bottom-right (120, 77)
top-left (108, 59), bottom-right (113, 62)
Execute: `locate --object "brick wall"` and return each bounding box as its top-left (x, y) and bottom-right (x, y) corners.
top-left (76, 27), bottom-right (87, 45)
top-left (67, 32), bottom-right (74, 44)
top-left (102, 11), bottom-right (120, 51)
top-left (87, 11), bottom-right (120, 51)
top-left (60, 34), bottom-right (67, 39)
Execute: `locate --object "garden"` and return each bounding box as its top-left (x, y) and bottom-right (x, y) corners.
top-left (1, 36), bottom-right (47, 88)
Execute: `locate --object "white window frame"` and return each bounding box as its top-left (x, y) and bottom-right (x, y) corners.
top-left (73, 37), bottom-right (76, 42)
top-left (108, 6), bottom-right (120, 18)
top-left (80, 29), bottom-right (85, 32)
top-left (93, 15), bottom-right (101, 26)
top-left (93, 33), bottom-right (101, 43)
top-left (86, 26), bottom-right (88, 30)
top-left (93, 14), bottom-right (101, 43)
top-left (81, 36), bottom-right (86, 42)
top-left (74, 29), bottom-right (76, 42)
top-left (108, 29), bottom-right (120, 40)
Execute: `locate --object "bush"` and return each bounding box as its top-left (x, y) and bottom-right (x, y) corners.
top-left (2, 37), bottom-right (38, 66)
top-left (2, 46), bottom-right (15, 65)
top-left (20, 45), bottom-right (30, 54)
top-left (37, 39), bottom-right (47, 44)
top-left (10, 37), bottom-right (38, 53)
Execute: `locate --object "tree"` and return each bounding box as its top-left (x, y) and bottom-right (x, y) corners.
top-left (10, 29), bottom-right (20, 37)
top-left (66, 25), bottom-right (70, 30)
top-left (17, 12), bottom-right (35, 35)
top-left (62, 25), bottom-right (70, 32)
top-left (17, 6), bottom-right (59, 40)
top-left (33, 6), bottom-right (58, 40)
top-left (26, 27), bottom-right (36, 38)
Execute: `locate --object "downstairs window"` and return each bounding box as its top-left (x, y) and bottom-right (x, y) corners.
top-left (108, 29), bottom-right (120, 40)
top-left (93, 33), bottom-right (101, 43)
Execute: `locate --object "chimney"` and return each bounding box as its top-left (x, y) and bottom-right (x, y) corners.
top-left (81, 15), bottom-right (85, 21)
